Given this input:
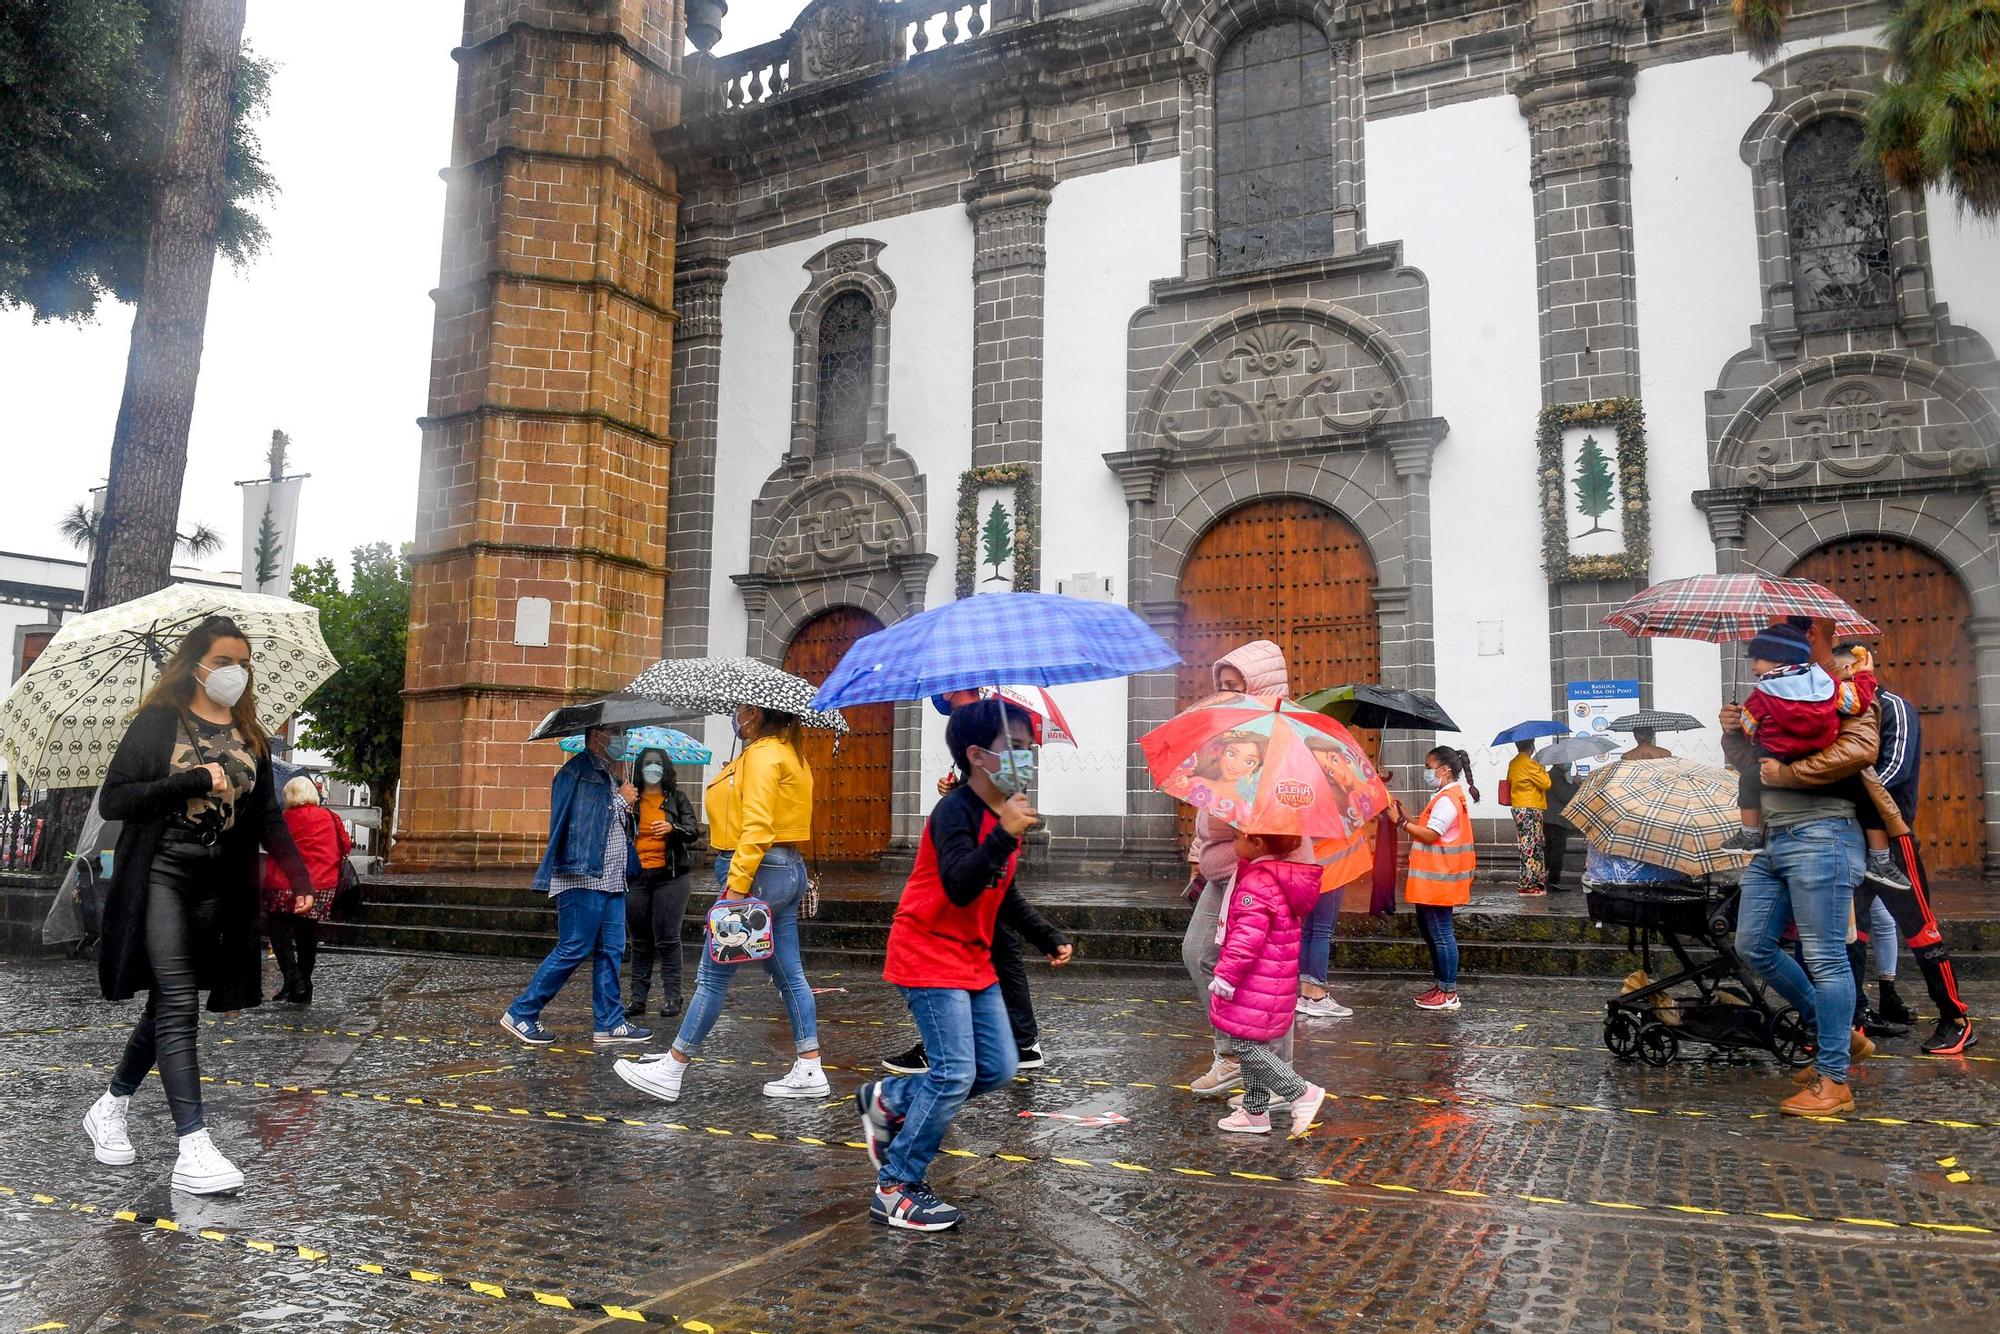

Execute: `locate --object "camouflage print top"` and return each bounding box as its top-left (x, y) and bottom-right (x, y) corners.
top-left (169, 714), bottom-right (260, 834)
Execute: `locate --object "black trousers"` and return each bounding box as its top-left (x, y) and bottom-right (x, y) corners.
top-left (268, 913), bottom-right (318, 986)
top-left (990, 923), bottom-right (1039, 1049)
top-left (110, 840), bottom-right (224, 1136)
top-left (1848, 832), bottom-right (1968, 1025)
top-left (1545, 822), bottom-right (1572, 891)
top-left (626, 866), bottom-right (693, 1005)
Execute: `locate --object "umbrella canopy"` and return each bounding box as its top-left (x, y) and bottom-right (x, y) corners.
top-left (1604, 574), bottom-right (1879, 642)
top-left (558, 725), bottom-right (712, 765)
top-left (927, 685), bottom-right (1077, 747)
top-left (1296, 683), bottom-right (1459, 732)
top-left (1491, 719), bottom-right (1567, 746)
top-left (527, 694), bottom-right (697, 742)
top-left (1607, 710), bottom-right (1703, 734)
top-left (1563, 757), bottom-right (1757, 877)
top-left (1534, 735), bottom-right (1618, 767)
top-left (0, 585), bottom-right (337, 791)
top-left (812, 592), bottom-right (1179, 710)
top-left (624, 657), bottom-right (848, 734)
top-left (1141, 694), bottom-right (1391, 842)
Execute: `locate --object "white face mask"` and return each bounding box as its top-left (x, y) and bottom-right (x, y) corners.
top-left (641, 764), bottom-right (665, 785)
top-left (1426, 767), bottom-right (1446, 790)
top-left (199, 663), bottom-right (249, 709)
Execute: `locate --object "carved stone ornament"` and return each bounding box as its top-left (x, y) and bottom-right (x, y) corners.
top-left (1745, 377), bottom-right (1983, 487)
top-left (763, 473), bottom-right (917, 578)
top-left (797, 0), bottom-right (883, 85)
top-left (1529, 98), bottom-right (1627, 180)
top-left (1793, 57), bottom-right (1850, 95)
top-left (1161, 323), bottom-right (1391, 449)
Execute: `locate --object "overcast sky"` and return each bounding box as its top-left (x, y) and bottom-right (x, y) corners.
top-left (0, 0), bottom-right (804, 579)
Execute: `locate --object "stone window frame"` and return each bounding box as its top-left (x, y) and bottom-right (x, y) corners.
top-left (789, 238), bottom-right (896, 457)
top-left (1739, 46), bottom-right (1938, 362)
top-left (1168, 0), bottom-right (1364, 283)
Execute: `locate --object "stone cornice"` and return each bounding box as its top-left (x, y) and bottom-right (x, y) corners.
top-left (407, 539), bottom-right (668, 577)
top-left (418, 404), bottom-right (676, 451)
top-left (1146, 242), bottom-right (1410, 307)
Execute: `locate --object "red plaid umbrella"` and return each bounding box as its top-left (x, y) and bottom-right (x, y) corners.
top-left (1604, 574), bottom-right (1879, 643)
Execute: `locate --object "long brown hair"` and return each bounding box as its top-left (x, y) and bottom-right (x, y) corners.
top-left (135, 615), bottom-right (270, 757)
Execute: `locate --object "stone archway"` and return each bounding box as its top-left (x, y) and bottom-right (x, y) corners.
top-left (1790, 538), bottom-right (1988, 877)
top-left (781, 607), bottom-right (892, 862)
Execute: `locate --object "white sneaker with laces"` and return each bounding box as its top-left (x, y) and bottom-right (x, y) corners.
top-left (83, 1091), bottom-right (135, 1166)
top-left (762, 1059), bottom-right (831, 1099)
top-left (615, 1052), bottom-right (686, 1103)
top-left (1297, 994), bottom-right (1353, 1019)
top-left (171, 1129), bottom-right (244, 1195)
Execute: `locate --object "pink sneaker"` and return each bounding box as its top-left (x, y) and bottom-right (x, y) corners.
top-left (1289, 1083), bottom-right (1326, 1138)
top-left (1416, 990), bottom-right (1461, 1012)
top-left (1216, 1107), bottom-right (1271, 1135)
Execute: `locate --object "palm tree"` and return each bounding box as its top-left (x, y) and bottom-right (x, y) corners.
top-left (60, 503), bottom-right (224, 562)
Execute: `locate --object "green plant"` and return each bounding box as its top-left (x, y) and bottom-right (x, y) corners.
top-left (1539, 399), bottom-right (1650, 583)
top-left (290, 543), bottom-right (411, 837)
top-left (981, 500), bottom-right (1012, 582)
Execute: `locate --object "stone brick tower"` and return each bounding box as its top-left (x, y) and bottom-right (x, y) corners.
top-left (393, 0), bottom-right (682, 871)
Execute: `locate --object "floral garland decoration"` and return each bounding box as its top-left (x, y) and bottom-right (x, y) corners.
top-left (955, 464), bottom-right (1039, 599)
top-left (1539, 398), bottom-right (1650, 583)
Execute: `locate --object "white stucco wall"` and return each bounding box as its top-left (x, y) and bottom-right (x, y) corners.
top-left (1367, 98), bottom-right (1549, 800)
top-left (1038, 158), bottom-right (1182, 816)
top-left (1928, 197), bottom-right (2000, 379)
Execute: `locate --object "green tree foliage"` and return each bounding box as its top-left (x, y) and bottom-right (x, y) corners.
top-left (251, 502), bottom-right (281, 586)
top-left (291, 544), bottom-right (411, 836)
top-left (1572, 434), bottom-right (1615, 537)
top-left (982, 500), bottom-right (1012, 582)
top-left (0, 0), bottom-right (274, 321)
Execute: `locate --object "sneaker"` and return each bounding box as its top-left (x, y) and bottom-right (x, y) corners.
top-left (1863, 860), bottom-right (1914, 893)
top-left (171, 1129), bottom-right (244, 1195)
top-left (1876, 982), bottom-right (1915, 1027)
top-left (1189, 1057), bottom-right (1241, 1098)
top-left (1217, 1107), bottom-right (1271, 1135)
top-left (1297, 994), bottom-right (1352, 1019)
top-left (762, 1060), bottom-right (831, 1100)
top-left (1923, 1016), bottom-right (1977, 1056)
top-left (615, 1052), bottom-right (686, 1103)
top-left (1780, 1074), bottom-right (1854, 1117)
top-left (1016, 1043), bottom-right (1046, 1069)
top-left (1720, 828), bottom-right (1765, 852)
top-left (1289, 1083), bottom-right (1327, 1138)
top-left (1415, 989), bottom-right (1460, 1012)
top-left (593, 1022), bottom-right (654, 1046)
top-left (1859, 1007), bottom-right (1910, 1039)
top-left (501, 1011), bottom-right (553, 1046)
top-left (882, 1043), bottom-right (929, 1075)
top-left (855, 1081), bottom-right (903, 1170)
top-left (82, 1092), bottom-right (135, 1166)
top-left (871, 1180), bottom-right (961, 1232)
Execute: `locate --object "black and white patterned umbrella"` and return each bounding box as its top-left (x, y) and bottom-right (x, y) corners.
top-left (624, 657), bottom-right (848, 734)
top-left (0, 585), bottom-right (339, 791)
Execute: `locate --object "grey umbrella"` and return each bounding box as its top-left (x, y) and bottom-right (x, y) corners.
top-left (1534, 735), bottom-right (1619, 767)
top-left (1608, 710), bottom-right (1703, 734)
top-left (624, 657), bottom-right (848, 734)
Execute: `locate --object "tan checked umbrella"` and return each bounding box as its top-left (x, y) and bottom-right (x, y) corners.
top-left (1562, 757), bottom-right (1758, 877)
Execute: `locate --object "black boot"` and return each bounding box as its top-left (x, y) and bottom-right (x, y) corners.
top-left (1877, 979), bottom-right (1915, 1026)
top-left (270, 926), bottom-right (300, 1003)
top-left (292, 919), bottom-right (317, 1005)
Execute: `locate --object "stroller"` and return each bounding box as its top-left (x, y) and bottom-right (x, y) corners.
top-left (1588, 875), bottom-right (1812, 1069)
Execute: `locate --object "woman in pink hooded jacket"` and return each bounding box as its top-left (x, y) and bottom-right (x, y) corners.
top-left (1208, 829), bottom-right (1328, 1137)
top-left (1184, 639), bottom-right (1298, 1097)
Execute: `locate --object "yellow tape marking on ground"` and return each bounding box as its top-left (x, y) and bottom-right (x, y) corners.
top-left (533, 1292), bottom-right (575, 1309)
top-left (469, 1281), bottom-right (506, 1298)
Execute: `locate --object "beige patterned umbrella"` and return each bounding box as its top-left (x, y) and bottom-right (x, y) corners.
top-left (1563, 757), bottom-right (1758, 877)
top-left (0, 585), bottom-right (338, 791)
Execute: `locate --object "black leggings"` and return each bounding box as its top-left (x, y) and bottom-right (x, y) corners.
top-left (991, 923), bottom-right (1039, 1049)
top-left (268, 913), bottom-right (318, 984)
top-left (110, 841), bottom-right (224, 1136)
top-left (626, 867), bottom-right (693, 1004)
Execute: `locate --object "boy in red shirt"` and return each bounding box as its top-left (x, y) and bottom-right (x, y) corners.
top-left (856, 699), bottom-right (1043, 1232)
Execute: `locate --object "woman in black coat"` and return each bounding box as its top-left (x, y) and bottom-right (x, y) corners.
top-left (81, 615), bottom-right (311, 1196)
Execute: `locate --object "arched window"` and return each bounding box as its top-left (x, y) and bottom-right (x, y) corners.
top-left (1785, 117), bottom-right (1894, 330)
top-left (1215, 18), bottom-right (1335, 274)
top-left (815, 290), bottom-right (876, 450)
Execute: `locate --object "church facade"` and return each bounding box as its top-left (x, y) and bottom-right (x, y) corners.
top-left (400, 0), bottom-right (2000, 880)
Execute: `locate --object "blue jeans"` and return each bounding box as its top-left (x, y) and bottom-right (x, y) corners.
top-left (508, 888), bottom-right (627, 1032)
top-left (1734, 818), bottom-right (1863, 1083)
top-left (879, 983), bottom-right (1017, 1188)
top-left (1416, 905), bottom-right (1458, 991)
top-left (1302, 891), bottom-right (1338, 985)
top-left (671, 848), bottom-right (819, 1057)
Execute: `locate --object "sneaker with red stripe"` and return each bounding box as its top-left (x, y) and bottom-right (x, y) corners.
top-left (871, 1181), bottom-right (961, 1232)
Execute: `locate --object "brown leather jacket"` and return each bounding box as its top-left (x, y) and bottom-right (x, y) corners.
top-left (1727, 706), bottom-right (1909, 838)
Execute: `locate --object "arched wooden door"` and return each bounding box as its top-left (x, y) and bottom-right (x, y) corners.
top-left (1177, 498), bottom-right (1382, 837)
top-left (1789, 537), bottom-right (1986, 875)
top-left (781, 607), bottom-right (893, 862)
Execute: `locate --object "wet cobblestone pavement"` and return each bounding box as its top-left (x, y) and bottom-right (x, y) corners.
top-left (2, 950), bottom-right (1998, 1331)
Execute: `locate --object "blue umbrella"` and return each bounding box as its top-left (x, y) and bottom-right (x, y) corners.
top-left (812, 592), bottom-right (1180, 710)
top-left (558, 725), bottom-right (712, 765)
top-left (1491, 719), bottom-right (1568, 746)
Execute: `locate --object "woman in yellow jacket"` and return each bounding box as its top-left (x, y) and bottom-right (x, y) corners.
top-left (617, 705), bottom-right (825, 1106)
top-left (1506, 741), bottom-right (1552, 898)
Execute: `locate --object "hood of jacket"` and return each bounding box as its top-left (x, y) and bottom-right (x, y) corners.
top-left (1261, 858), bottom-right (1324, 918)
top-left (1214, 640), bottom-right (1290, 699)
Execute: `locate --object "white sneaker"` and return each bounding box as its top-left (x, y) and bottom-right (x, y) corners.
top-left (762, 1060), bottom-right (831, 1100)
top-left (615, 1052), bottom-right (686, 1103)
top-left (171, 1129), bottom-right (244, 1195)
top-left (83, 1092), bottom-right (135, 1166)
top-left (1297, 994), bottom-right (1353, 1019)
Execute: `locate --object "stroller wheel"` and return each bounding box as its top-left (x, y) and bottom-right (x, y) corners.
top-left (1604, 1012), bottom-right (1642, 1059)
top-left (1637, 1024), bottom-right (1679, 1068)
top-left (1771, 1007), bottom-right (1813, 1068)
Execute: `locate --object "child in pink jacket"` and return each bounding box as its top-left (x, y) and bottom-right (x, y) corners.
top-left (1209, 829), bottom-right (1328, 1138)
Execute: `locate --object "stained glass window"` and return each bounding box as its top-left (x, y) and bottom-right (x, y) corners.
top-left (815, 290), bottom-right (875, 449)
top-left (1785, 117), bottom-right (1894, 330)
top-left (1215, 19), bottom-right (1335, 274)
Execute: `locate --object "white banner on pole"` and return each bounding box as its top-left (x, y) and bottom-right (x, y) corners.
top-left (239, 476), bottom-right (305, 595)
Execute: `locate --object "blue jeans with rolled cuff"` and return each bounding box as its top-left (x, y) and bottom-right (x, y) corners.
top-left (877, 982), bottom-right (1017, 1188)
top-left (508, 887), bottom-right (628, 1033)
top-left (671, 848), bottom-right (818, 1057)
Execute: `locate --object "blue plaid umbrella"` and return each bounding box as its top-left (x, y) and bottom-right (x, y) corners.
top-left (812, 592), bottom-right (1180, 709)
top-left (557, 725), bottom-right (711, 765)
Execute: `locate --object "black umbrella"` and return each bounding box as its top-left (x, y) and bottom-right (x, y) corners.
top-left (527, 694), bottom-right (696, 742)
top-left (1296, 683), bottom-right (1459, 732)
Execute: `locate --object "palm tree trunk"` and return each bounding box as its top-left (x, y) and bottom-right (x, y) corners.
top-left (83, 0), bottom-right (248, 612)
